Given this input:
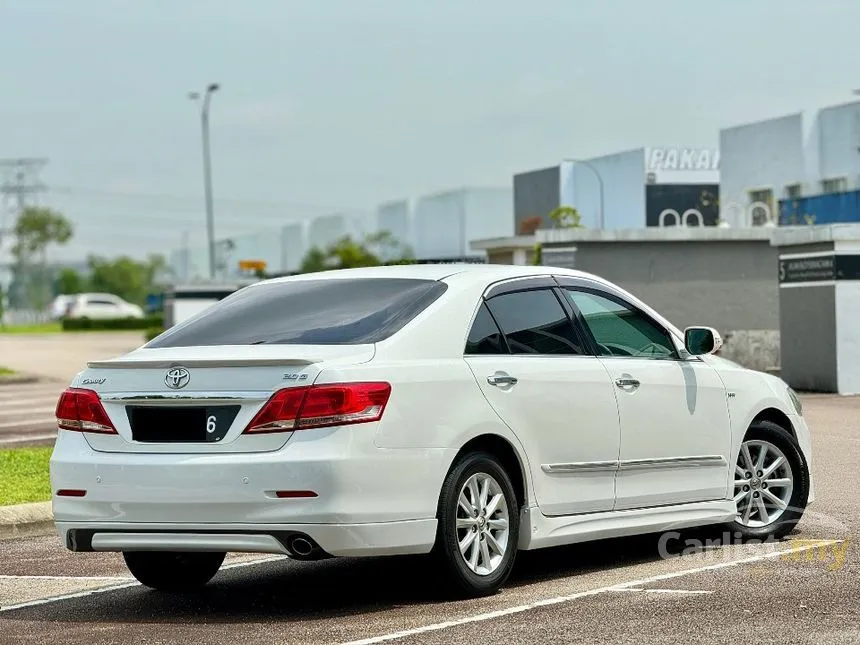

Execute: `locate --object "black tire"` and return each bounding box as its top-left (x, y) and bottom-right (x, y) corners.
top-left (727, 420), bottom-right (810, 540)
top-left (433, 452), bottom-right (520, 597)
top-left (123, 551), bottom-right (226, 592)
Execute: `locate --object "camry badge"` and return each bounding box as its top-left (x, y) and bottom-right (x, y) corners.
top-left (165, 367), bottom-right (191, 390)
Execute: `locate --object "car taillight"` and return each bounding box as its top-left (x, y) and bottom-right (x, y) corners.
top-left (244, 382), bottom-right (391, 434)
top-left (55, 388), bottom-right (117, 434)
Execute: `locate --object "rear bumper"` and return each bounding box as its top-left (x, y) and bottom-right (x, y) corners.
top-left (50, 428), bottom-right (451, 556)
top-left (56, 519), bottom-right (438, 558)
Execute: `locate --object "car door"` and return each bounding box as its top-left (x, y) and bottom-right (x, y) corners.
top-left (559, 281), bottom-right (732, 511)
top-left (82, 296), bottom-right (116, 319)
top-left (463, 278), bottom-right (621, 516)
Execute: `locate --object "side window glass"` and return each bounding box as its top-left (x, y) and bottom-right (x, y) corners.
top-left (465, 303), bottom-right (507, 355)
top-left (564, 289), bottom-right (677, 359)
top-left (486, 289), bottom-right (586, 355)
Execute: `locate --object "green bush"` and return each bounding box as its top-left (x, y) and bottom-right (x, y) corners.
top-left (62, 315), bottom-right (164, 332)
top-left (144, 326), bottom-right (164, 342)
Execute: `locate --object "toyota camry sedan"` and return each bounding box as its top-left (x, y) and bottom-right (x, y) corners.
top-left (50, 264), bottom-right (813, 596)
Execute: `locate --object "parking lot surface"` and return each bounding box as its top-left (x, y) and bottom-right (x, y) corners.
top-left (0, 333), bottom-right (142, 446)
top-left (0, 394), bottom-right (857, 644)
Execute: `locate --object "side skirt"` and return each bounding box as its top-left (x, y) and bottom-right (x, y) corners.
top-left (518, 500), bottom-right (736, 551)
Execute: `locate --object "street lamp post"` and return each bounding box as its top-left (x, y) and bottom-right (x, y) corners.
top-left (189, 83), bottom-right (220, 279)
top-left (563, 158), bottom-right (605, 229)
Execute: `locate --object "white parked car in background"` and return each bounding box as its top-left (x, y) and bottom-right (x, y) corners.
top-left (50, 264), bottom-right (812, 596)
top-left (64, 293), bottom-right (144, 320)
top-left (49, 295), bottom-right (77, 320)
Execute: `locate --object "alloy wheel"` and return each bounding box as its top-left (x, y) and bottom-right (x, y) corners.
top-left (455, 472), bottom-right (510, 576)
top-left (733, 439), bottom-right (794, 528)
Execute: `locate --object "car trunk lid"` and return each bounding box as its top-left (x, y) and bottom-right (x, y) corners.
top-left (72, 344), bottom-right (375, 454)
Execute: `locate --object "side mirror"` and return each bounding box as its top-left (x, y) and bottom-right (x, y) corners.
top-left (684, 326), bottom-right (723, 356)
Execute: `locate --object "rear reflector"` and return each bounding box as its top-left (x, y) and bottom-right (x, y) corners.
top-left (244, 382), bottom-right (391, 434)
top-left (55, 388), bottom-right (117, 434)
top-left (274, 490), bottom-right (318, 498)
top-left (56, 489), bottom-right (87, 497)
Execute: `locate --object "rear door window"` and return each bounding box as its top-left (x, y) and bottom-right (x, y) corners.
top-left (147, 278), bottom-right (448, 347)
top-left (485, 289), bottom-right (586, 355)
top-left (465, 303), bottom-right (508, 355)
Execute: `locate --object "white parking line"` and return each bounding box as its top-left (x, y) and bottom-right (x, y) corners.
top-left (0, 401), bottom-right (58, 409)
top-left (0, 432), bottom-right (56, 445)
top-left (0, 554), bottom-right (287, 613)
top-left (0, 418), bottom-right (55, 429)
top-left (341, 540), bottom-right (842, 645)
top-left (618, 588), bottom-right (714, 595)
top-left (0, 575), bottom-right (132, 581)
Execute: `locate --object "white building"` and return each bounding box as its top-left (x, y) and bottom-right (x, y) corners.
top-left (413, 187), bottom-right (513, 260)
top-left (280, 222), bottom-right (307, 273)
top-left (168, 187), bottom-right (512, 279)
top-left (514, 147), bottom-right (720, 233)
top-left (719, 100), bottom-right (860, 227)
top-left (376, 199), bottom-right (415, 259)
top-left (307, 213), bottom-right (371, 250)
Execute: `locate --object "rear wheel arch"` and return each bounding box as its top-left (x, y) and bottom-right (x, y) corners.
top-left (450, 434), bottom-right (528, 510)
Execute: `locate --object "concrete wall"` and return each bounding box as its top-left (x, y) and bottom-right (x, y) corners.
top-left (537, 228), bottom-right (780, 371)
top-left (568, 240), bottom-right (779, 331)
top-left (779, 283), bottom-right (836, 391)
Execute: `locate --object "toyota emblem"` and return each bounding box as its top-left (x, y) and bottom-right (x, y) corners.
top-left (165, 367), bottom-right (191, 390)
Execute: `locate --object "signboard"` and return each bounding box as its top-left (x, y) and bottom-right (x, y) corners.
top-left (778, 254), bottom-right (860, 284)
top-left (542, 248), bottom-right (577, 269)
top-left (239, 260), bottom-right (267, 271)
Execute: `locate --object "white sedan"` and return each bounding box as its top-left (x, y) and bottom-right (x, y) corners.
top-left (50, 264), bottom-right (813, 596)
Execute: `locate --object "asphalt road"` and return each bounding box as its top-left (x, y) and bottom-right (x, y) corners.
top-left (0, 394), bottom-right (857, 644)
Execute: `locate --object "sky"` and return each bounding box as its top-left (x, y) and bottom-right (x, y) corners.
top-left (1, 0), bottom-right (859, 261)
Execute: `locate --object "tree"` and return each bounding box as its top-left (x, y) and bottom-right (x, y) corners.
top-left (532, 207), bottom-right (584, 266)
top-left (10, 207), bottom-right (74, 310)
top-left (298, 231), bottom-right (413, 274)
top-left (56, 268), bottom-right (85, 295)
top-left (87, 254), bottom-right (170, 305)
top-left (548, 206), bottom-right (584, 229)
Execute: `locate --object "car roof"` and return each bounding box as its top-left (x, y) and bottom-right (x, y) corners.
top-left (258, 263), bottom-right (598, 286)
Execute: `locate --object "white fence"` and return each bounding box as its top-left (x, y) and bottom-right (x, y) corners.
top-left (1, 309), bottom-right (51, 326)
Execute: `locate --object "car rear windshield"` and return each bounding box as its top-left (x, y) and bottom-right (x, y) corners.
top-left (147, 277), bottom-right (448, 347)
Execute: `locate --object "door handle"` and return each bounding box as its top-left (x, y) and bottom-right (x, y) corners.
top-left (615, 377), bottom-right (640, 389)
top-left (487, 373), bottom-right (518, 386)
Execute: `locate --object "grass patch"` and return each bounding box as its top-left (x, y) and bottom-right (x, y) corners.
top-left (0, 322), bottom-right (62, 334)
top-left (0, 366), bottom-right (15, 376)
top-left (0, 446), bottom-right (52, 505)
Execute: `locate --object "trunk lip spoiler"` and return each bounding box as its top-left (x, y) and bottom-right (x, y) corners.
top-left (86, 358), bottom-right (320, 369)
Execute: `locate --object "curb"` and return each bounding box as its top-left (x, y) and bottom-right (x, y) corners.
top-left (0, 502), bottom-right (55, 539)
